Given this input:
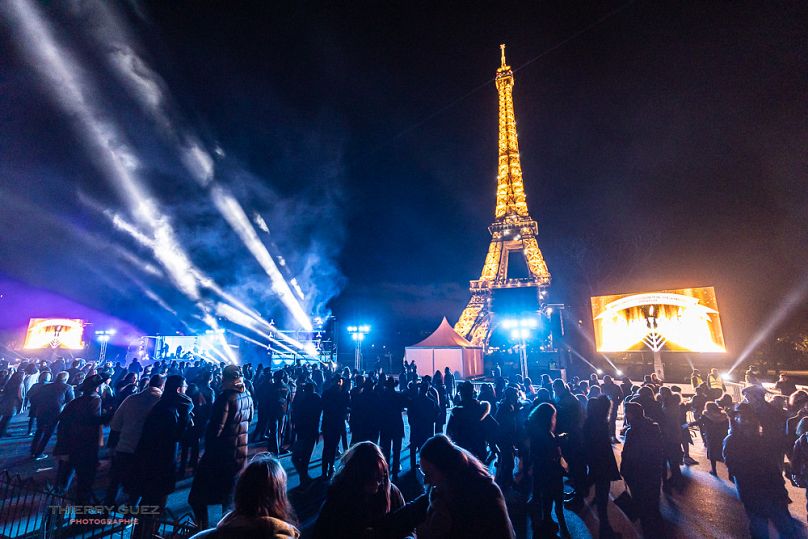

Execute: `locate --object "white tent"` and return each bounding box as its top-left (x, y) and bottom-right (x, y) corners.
top-left (405, 317), bottom-right (484, 378)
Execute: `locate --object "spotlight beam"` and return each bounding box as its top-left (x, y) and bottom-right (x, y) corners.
top-left (78, 1), bottom-right (312, 331)
top-left (3, 0), bottom-right (200, 302)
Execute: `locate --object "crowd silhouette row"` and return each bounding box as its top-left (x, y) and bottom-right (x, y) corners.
top-left (1, 357), bottom-right (807, 538)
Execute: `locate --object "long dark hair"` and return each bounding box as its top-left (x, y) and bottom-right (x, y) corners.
top-left (233, 453), bottom-right (297, 525)
top-left (331, 441), bottom-right (391, 515)
top-left (419, 434), bottom-right (491, 487)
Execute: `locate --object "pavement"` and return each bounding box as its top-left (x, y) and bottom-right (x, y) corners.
top-left (0, 410), bottom-right (806, 538)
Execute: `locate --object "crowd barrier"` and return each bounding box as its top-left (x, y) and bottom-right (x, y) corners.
top-left (0, 470), bottom-right (196, 539)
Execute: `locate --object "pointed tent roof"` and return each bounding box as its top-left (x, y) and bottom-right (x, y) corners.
top-left (409, 317), bottom-right (479, 348)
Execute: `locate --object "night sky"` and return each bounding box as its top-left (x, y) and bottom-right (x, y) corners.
top-left (0, 1), bottom-right (806, 356)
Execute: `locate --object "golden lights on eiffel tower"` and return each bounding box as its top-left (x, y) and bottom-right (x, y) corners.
top-left (455, 45), bottom-right (552, 348)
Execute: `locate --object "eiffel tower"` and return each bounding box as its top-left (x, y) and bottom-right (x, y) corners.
top-left (455, 45), bottom-right (551, 347)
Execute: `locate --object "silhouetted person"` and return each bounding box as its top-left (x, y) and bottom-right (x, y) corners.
top-left (583, 396), bottom-right (620, 538)
top-left (444, 367), bottom-right (455, 400)
top-left (551, 379), bottom-right (585, 507)
top-left (494, 387), bottom-right (522, 489)
top-left (447, 381), bottom-right (496, 462)
top-left (266, 371), bottom-right (290, 454)
top-left (320, 377), bottom-right (349, 479)
top-left (290, 381), bottom-right (322, 485)
top-left (105, 374), bottom-right (164, 505)
top-left (30, 371), bottom-right (73, 459)
top-left (724, 403), bottom-right (796, 538)
top-left (53, 374), bottom-right (109, 503)
top-left (350, 378), bottom-right (381, 444)
top-left (689, 401), bottom-right (729, 476)
top-left (0, 370), bottom-right (24, 437)
top-left (621, 401), bottom-right (664, 537)
top-left (408, 380), bottom-right (440, 470)
top-left (527, 403), bottom-right (569, 538)
top-left (378, 377), bottom-right (405, 477)
top-left (133, 375), bottom-right (193, 524)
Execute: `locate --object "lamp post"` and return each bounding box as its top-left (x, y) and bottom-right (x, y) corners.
top-left (94, 329), bottom-right (116, 362)
top-left (346, 325), bottom-right (370, 372)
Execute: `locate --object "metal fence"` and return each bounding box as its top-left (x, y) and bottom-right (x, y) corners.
top-left (0, 471), bottom-right (196, 539)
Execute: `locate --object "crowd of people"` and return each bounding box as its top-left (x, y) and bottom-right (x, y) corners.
top-left (0, 356), bottom-right (807, 538)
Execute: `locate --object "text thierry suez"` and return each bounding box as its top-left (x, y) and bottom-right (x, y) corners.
top-left (48, 505), bottom-right (160, 515)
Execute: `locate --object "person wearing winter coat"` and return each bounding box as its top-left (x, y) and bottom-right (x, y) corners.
top-left (723, 403), bottom-right (796, 538)
top-left (621, 402), bottom-right (664, 537)
top-left (133, 375), bottom-right (193, 510)
top-left (583, 396), bottom-right (621, 538)
top-left (688, 401), bottom-right (729, 476)
top-left (53, 374), bottom-right (109, 503)
top-left (447, 381), bottom-right (498, 462)
top-left (191, 453), bottom-right (299, 539)
top-left (104, 374), bottom-right (164, 505)
top-left (189, 365), bottom-right (254, 529)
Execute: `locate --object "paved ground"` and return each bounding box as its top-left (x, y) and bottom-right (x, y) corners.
top-left (0, 411), bottom-right (805, 538)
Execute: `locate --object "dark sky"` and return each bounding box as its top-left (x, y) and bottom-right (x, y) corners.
top-left (0, 1), bottom-right (806, 355)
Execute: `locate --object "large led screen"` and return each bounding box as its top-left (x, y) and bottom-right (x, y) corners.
top-left (591, 287), bottom-right (726, 353)
top-left (23, 318), bottom-right (86, 350)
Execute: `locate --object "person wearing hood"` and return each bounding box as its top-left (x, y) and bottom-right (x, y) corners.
top-left (104, 374), bottom-right (165, 505)
top-left (688, 401), bottom-right (729, 477)
top-left (133, 375), bottom-right (193, 515)
top-left (189, 365), bottom-right (254, 529)
top-left (447, 381), bottom-right (498, 462)
top-left (53, 374), bottom-right (110, 503)
top-left (191, 453), bottom-right (299, 539)
top-left (621, 401), bottom-right (664, 536)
